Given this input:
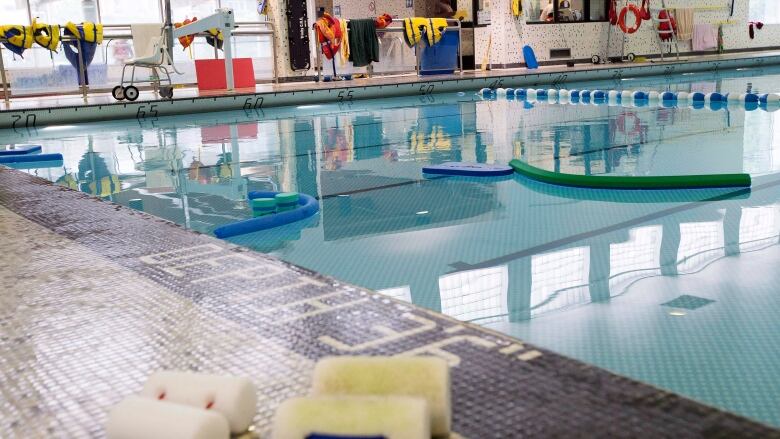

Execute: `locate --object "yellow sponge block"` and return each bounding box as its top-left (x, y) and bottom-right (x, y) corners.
top-left (272, 396), bottom-right (429, 439)
top-left (311, 356), bottom-right (451, 436)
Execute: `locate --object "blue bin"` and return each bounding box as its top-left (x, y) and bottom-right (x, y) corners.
top-left (420, 31), bottom-right (459, 75)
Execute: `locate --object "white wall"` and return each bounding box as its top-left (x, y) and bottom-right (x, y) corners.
top-left (333, 0), bottom-right (414, 19)
top-left (478, 0), bottom-right (780, 66)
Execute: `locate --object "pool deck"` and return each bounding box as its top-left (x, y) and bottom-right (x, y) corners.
top-left (3, 163), bottom-right (780, 436)
top-left (3, 49), bottom-right (780, 129)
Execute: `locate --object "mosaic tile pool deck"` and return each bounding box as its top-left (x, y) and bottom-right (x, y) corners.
top-left (1, 166), bottom-right (779, 438)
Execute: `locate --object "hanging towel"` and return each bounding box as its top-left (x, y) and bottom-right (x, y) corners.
top-left (692, 24), bottom-right (717, 51)
top-left (131, 24), bottom-right (163, 59)
top-left (673, 8), bottom-right (693, 41)
top-left (348, 19), bottom-right (379, 67)
top-left (339, 18), bottom-right (350, 65)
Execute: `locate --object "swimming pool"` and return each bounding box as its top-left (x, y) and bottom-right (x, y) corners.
top-left (3, 64), bottom-right (780, 427)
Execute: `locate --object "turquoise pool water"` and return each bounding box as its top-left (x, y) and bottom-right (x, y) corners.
top-left (3, 65), bottom-right (780, 427)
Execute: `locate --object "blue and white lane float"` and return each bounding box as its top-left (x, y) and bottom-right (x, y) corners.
top-left (213, 191), bottom-right (319, 239)
top-left (479, 87), bottom-right (780, 111)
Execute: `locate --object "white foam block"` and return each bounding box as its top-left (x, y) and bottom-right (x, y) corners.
top-left (272, 396), bottom-right (429, 439)
top-left (140, 371), bottom-right (257, 434)
top-left (311, 356), bottom-right (451, 437)
top-left (106, 396), bottom-right (229, 439)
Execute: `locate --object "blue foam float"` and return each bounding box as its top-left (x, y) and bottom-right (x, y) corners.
top-left (213, 191), bottom-right (320, 239)
top-left (505, 88), bottom-right (515, 96)
top-left (0, 153), bottom-right (62, 164)
top-left (3, 159), bottom-right (63, 170)
top-left (516, 88), bottom-right (527, 97)
top-left (536, 89), bottom-right (548, 98)
top-left (0, 145), bottom-right (42, 156)
top-left (691, 92), bottom-right (705, 102)
top-left (480, 88), bottom-right (492, 97)
top-left (570, 90), bottom-right (580, 99)
top-left (592, 90), bottom-right (606, 100)
top-left (633, 91), bottom-right (647, 100)
top-left (661, 92), bottom-right (676, 102)
top-left (422, 162), bottom-right (514, 177)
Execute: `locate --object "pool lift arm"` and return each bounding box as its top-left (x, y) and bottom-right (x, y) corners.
top-left (172, 8), bottom-right (237, 90)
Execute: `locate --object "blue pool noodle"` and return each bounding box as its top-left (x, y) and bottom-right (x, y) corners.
top-left (213, 191), bottom-right (319, 239)
top-left (0, 145), bottom-right (41, 156)
top-left (0, 153), bottom-right (62, 164)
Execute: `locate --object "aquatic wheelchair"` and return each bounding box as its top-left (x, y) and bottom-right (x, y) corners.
top-left (112, 34), bottom-right (175, 101)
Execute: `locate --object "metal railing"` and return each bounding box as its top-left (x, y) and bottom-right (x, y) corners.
top-left (314, 18), bottom-right (463, 82)
top-left (0, 20), bottom-right (278, 106)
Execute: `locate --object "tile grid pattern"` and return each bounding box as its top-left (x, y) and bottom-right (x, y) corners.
top-left (0, 167), bottom-right (779, 438)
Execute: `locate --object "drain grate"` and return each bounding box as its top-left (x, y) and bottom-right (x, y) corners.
top-left (661, 294), bottom-right (716, 310)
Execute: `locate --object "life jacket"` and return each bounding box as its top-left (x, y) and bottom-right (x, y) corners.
top-left (639, 0), bottom-right (651, 21)
top-left (609, 0), bottom-right (618, 25)
top-left (206, 28), bottom-right (223, 50)
top-left (402, 17), bottom-right (427, 47)
top-left (65, 21), bottom-right (103, 44)
top-left (1, 24), bottom-right (33, 56)
top-left (32, 19), bottom-right (60, 52)
top-left (512, 0), bottom-right (523, 17)
top-left (425, 18), bottom-right (448, 46)
top-left (174, 17), bottom-right (197, 49)
top-left (375, 13), bottom-right (392, 29)
top-left (314, 13), bottom-right (342, 59)
top-left (657, 10), bottom-right (677, 41)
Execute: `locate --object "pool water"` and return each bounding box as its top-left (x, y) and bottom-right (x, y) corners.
top-left (3, 65), bottom-right (780, 427)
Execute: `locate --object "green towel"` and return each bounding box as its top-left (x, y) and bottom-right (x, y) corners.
top-left (348, 19), bottom-right (379, 68)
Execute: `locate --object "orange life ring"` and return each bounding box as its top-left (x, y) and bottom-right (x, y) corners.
top-left (314, 13), bottom-right (342, 59)
top-left (618, 4), bottom-right (642, 34)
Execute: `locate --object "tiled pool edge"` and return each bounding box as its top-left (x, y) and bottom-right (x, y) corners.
top-left (3, 51), bottom-right (780, 129)
top-left (1, 166), bottom-right (779, 437)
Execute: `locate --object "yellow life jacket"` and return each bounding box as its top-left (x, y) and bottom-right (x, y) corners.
top-left (65, 21), bottom-right (103, 44)
top-left (425, 18), bottom-right (448, 46)
top-left (32, 19), bottom-right (60, 51)
top-left (0, 24), bottom-right (33, 50)
top-left (206, 28), bottom-right (224, 49)
top-left (402, 17), bottom-right (427, 47)
top-left (512, 0), bottom-right (523, 17)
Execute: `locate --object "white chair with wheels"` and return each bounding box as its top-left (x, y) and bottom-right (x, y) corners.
top-left (112, 36), bottom-right (175, 101)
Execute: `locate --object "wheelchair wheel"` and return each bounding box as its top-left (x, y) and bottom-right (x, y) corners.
top-left (124, 85), bottom-right (139, 102)
top-left (160, 86), bottom-right (173, 99)
top-left (591, 55), bottom-right (601, 64)
top-left (112, 85), bottom-right (125, 101)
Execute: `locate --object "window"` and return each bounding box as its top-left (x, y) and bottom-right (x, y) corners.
top-left (2, 0), bottom-right (30, 24)
top-left (100, 0), bottom-right (162, 24)
top-left (749, 0), bottom-right (780, 24)
top-left (526, 0), bottom-right (609, 24)
top-left (29, 0), bottom-right (96, 23)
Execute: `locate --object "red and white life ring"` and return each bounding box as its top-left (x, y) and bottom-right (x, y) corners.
top-left (618, 4), bottom-right (642, 34)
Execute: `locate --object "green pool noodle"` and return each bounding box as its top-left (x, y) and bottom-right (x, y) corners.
top-left (509, 159), bottom-right (751, 189)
